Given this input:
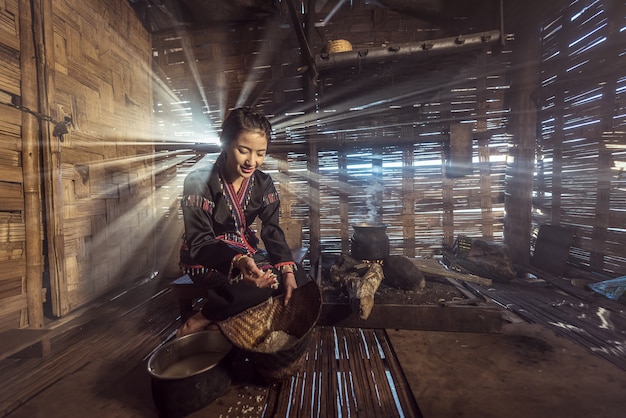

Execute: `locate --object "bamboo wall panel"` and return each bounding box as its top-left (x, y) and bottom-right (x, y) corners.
top-left (0, 0), bottom-right (27, 330)
top-left (535, 0), bottom-right (626, 277)
top-left (41, 0), bottom-right (155, 316)
top-left (0, 0), bottom-right (18, 54)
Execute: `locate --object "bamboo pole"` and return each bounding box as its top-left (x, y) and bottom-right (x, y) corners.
top-left (412, 258), bottom-right (492, 287)
top-left (19, 0), bottom-right (44, 328)
top-left (34, 0), bottom-right (68, 316)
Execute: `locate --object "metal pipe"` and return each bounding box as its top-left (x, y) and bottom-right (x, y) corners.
top-left (315, 30), bottom-right (501, 72)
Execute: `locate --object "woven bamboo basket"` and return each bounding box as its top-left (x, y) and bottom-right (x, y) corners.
top-left (217, 280), bottom-right (321, 382)
top-left (327, 39), bottom-right (353, 53)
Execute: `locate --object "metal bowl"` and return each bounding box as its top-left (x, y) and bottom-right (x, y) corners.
top-left (147, 330), bottom-right (233, 418)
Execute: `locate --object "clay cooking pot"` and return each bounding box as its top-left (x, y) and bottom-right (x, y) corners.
top-left (350, 224), bottom-right (390, 260)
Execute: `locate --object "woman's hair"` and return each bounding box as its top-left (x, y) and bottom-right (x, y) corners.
top-left (219, 107), bottom-right (272, 147)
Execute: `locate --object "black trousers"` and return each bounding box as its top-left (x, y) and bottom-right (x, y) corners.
top-left (190, 253), bottom-right (310, 322)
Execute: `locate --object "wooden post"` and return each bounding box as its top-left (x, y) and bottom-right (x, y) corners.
top-left (476, 59), bottom-right (494, 240)
top-left (308, 142), bottom-right (320, 267)
top-left (503, 1), bottom-right (542, 267)
top-left (441, 99), bottom-right (454, 248)
top-left (544, 15), bottom-right (566, 228)
top-left (302, 0), bottom-right (319, 266)
top-left (338, 145), bottom-right (349, 254)
top-left (276, 153), bottom-right (291, 219)
top-left (372, 145), bottom-right (384, 225)
top-left (402, 138), bottom-right (415, 258)
top-left (19, 0), bottom-right (44, 328)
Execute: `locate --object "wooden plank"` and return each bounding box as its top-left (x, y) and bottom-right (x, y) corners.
top-left (0, 293), bottom-right (27, 317)
top-left (530, 224), bottom-right (575, 277)
top-left (0, 136), bottom-right (22, 154)
top-left (0, 329), bottom-right (51, 360)
top-left (0, 148), bottom-right (19, 166)
top-left (0, 196), bottom-right (22, 211)
top-left (0, 165), bottom-right (22, 183)
top-left (0, 9), bottom-right (19, 51)
top-left (0, 179), bottom-right (21, 197)
top-left (318, 303), bottom-right (503, 333)
top-left (0, 259), bottom-right (25, 280)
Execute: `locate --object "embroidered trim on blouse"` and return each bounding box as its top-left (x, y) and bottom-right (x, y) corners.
top-left (179, 261), bottom-right (212, 277)
top-left (263, 191), bottom-right (280, 206)
top-left (181, 195), bottom-right (214, 213)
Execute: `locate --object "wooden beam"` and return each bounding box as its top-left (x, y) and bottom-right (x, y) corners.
top-left (0, 329), bottom-right (51, 361)
top-left (318, 303), bottom-right (503, 333)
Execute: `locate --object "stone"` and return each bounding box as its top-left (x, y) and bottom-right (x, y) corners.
top-left (382, 255), bottom-right (426, 291)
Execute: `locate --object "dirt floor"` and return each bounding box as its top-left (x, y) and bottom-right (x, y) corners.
top-left (2, 272), bottom-right (626, 418)
top-left (389, 322), bottom-right (626, 418)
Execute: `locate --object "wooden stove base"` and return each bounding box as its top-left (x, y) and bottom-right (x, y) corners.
top-left (318, 302), bottom-right (504, 333)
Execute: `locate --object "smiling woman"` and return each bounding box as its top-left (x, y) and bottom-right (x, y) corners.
top-left (176, 107), bottom-right (310, 338)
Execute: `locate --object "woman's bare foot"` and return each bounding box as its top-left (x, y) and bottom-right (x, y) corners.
top-left (176, 311), bottom-right (212, 338)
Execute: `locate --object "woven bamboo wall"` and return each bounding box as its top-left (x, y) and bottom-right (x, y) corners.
top-left (534, 0), bottom-right (626, 276)
top-left (0, 0), bottom-right (26, 331)
top-left (0, 0), bottom-right (155, 329)
top-left (44, 0), bottom-right (155, 316)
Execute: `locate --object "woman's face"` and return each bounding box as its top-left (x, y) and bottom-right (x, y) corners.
top-left (223, 129), bottom-right (268, 183)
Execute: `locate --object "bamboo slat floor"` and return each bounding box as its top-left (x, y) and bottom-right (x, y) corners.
top-left (263, 327), bottom-right (421, 417)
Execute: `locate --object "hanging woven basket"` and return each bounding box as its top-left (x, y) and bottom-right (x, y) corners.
top-left (327, 39), bottom-right (353, 53)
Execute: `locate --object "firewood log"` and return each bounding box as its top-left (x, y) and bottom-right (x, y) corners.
top-left (344, 262), bottom-right (384, 320)
top-left (329, 253), bottom-right (360, 283)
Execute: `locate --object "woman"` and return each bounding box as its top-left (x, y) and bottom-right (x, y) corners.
top-left (177, 107), bottom-right (307, 338)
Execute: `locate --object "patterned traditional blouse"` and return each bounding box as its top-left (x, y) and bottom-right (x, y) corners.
top-left (179, 153), bottom-right (295, 279)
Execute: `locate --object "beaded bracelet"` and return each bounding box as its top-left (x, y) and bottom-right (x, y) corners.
top-left (229, 253), bottom-right (250, 284)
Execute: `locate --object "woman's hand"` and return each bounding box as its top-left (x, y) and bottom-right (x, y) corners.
top-left (283, 272), bottom-right (297, 305)
top-left (238, 256), bottom-right (278, 289)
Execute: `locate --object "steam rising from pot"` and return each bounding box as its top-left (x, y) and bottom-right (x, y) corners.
top-left (363, 178), bottom-right (383, 225)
